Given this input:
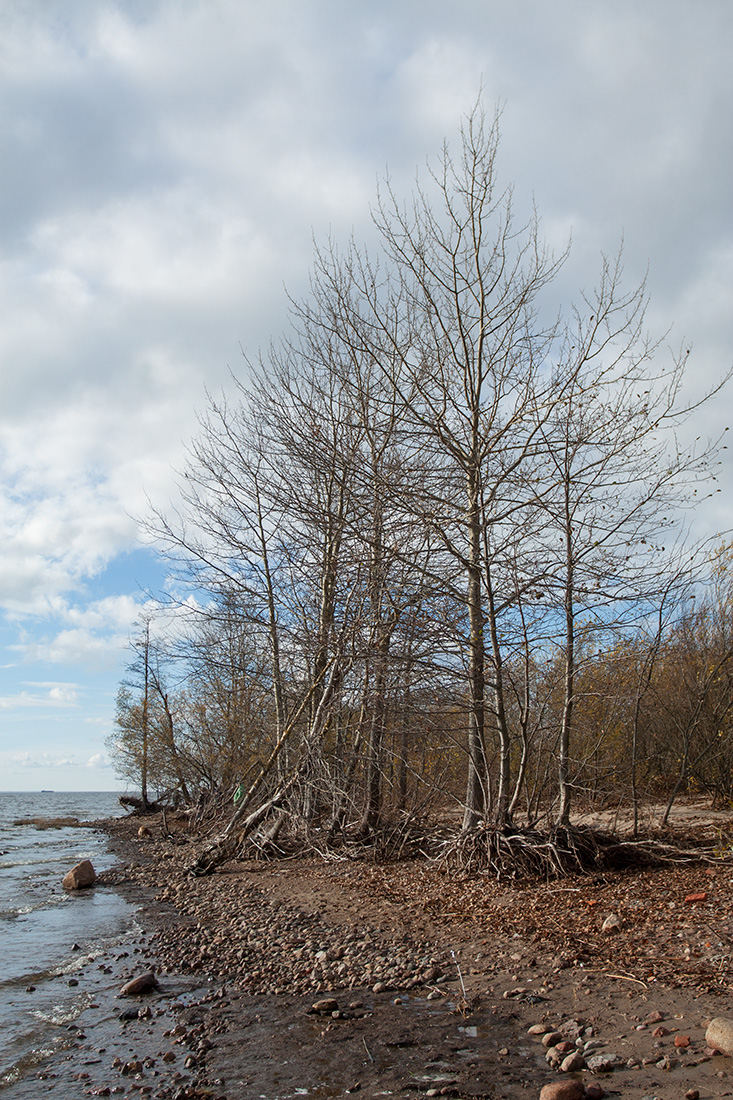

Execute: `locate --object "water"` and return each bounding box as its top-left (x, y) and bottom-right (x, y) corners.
top-left (0, 791), bottom-right (136, 1089)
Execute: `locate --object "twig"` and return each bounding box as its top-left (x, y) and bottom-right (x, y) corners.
top-left (583, 968), bottom-right (648, 988)
top-left (363, 1038), bottom-right (374, 1062)
top-left (451, 949), bottom-right (467, 1000)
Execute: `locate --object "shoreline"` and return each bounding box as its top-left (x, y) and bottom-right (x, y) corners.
top-left (11, 809), bottom-right (733, 1098)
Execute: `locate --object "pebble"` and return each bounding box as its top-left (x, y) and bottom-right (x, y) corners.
top-left (585, 1051), bottom-right (621, 1072)
top-left (103, 825), bottom-right (716, 1100)
top-left (559, 1050), bottom-right (584, 1072)
top-left (146, 869), bottom-right (441, 998)
top-left (656, 1054), bottom-right (677, 1070)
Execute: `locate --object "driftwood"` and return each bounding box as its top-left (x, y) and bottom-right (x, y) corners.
top-left (188, 772), bottom-right (301, 875)
top-left (119, 795), bottom-right (165, 814)
top-left (187, 657), bottom-right (344, 876)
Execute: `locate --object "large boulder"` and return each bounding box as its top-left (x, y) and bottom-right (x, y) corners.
top-left (62, 860), bottom-right (96, 890)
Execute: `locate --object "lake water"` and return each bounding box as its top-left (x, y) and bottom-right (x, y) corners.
top-left (0, 791), bottom-right (136, 1089)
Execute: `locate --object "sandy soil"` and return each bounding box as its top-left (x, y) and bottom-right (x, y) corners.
top-left (16, 804), bottom-right (733, 1100)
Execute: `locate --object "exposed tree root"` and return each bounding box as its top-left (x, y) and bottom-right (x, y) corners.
top-left (440, 823), bottom-right (731, 879)
top-left (185, 788), bottom-right (733, 880)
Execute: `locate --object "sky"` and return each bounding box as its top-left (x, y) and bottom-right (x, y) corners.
top-left (1, 1), bottom-right (731, 792)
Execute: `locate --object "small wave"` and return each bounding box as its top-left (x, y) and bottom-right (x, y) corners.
top-left (0, 853), bottom-right (80, 870)
top-left (0, 1037), bottom-right (75, 1090)
top-left (31, 1000), bottom-right (87, 1026)
top-left (0, 894), bottom-right (66, 921)
top-left (0, 904), bottom-right (33, 919)
top-left (0, 946), bottom-right (100, 991)
top-left (0, 968), bottom-right (65, 992)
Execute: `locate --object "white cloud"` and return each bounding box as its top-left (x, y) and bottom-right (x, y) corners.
top-left (0, 0), bottom-right (731, 791)
top-left (8, 592), bottom-right (151, 666)
top-left (86, 751), bottom-right (112, 769)
top-left (16, 630), bottom-right (121, 668)
top-left (0, 682), bottom-right (79, 710)
top-left (9, 750), bottom-right (79, 769)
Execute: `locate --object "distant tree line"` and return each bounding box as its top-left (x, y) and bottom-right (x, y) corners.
top-left (109, 106), bottom-right (731, 843)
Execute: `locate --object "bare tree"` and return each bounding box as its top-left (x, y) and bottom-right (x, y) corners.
top-left (301, 105), bottom-right (564, 827)
top-left (533, 252), bottom-right (726, 825)
top-left (133, 101), bottom-right (731, 867)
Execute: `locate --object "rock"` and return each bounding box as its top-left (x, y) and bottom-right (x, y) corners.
top-left (559, 1050), bottom-right (585, 1072)
top-left (528, 1023), bottom-right (550, 1036)
top-left (538, 1082), bottom-right (585, 1100)
top-left (685, 1092), bottom-right (699, 1100)
top-left (585, 1051), bottom-right (621, 1072)
top-left (645, 1010), bottom-right (665, 1024)
top-left (310, 998), bottom-right (339, 1015)
top-left (119, 971), bottom-right (160, 997)
top-left (706, 1016), bottom-right (733, 1055)
top-left (542, 1031), bottom-right (563, 1047)
top-left (656, 1054), bottom-right (677, 1070)
top-left (601, 913), bottom-right (621, 933)
top-left (584, 1088), bottom-right (604, 1100)
top-left (674, 1033), bottom-right (690, 1048)
top-left (62, 860), bottom-right (96, 890)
